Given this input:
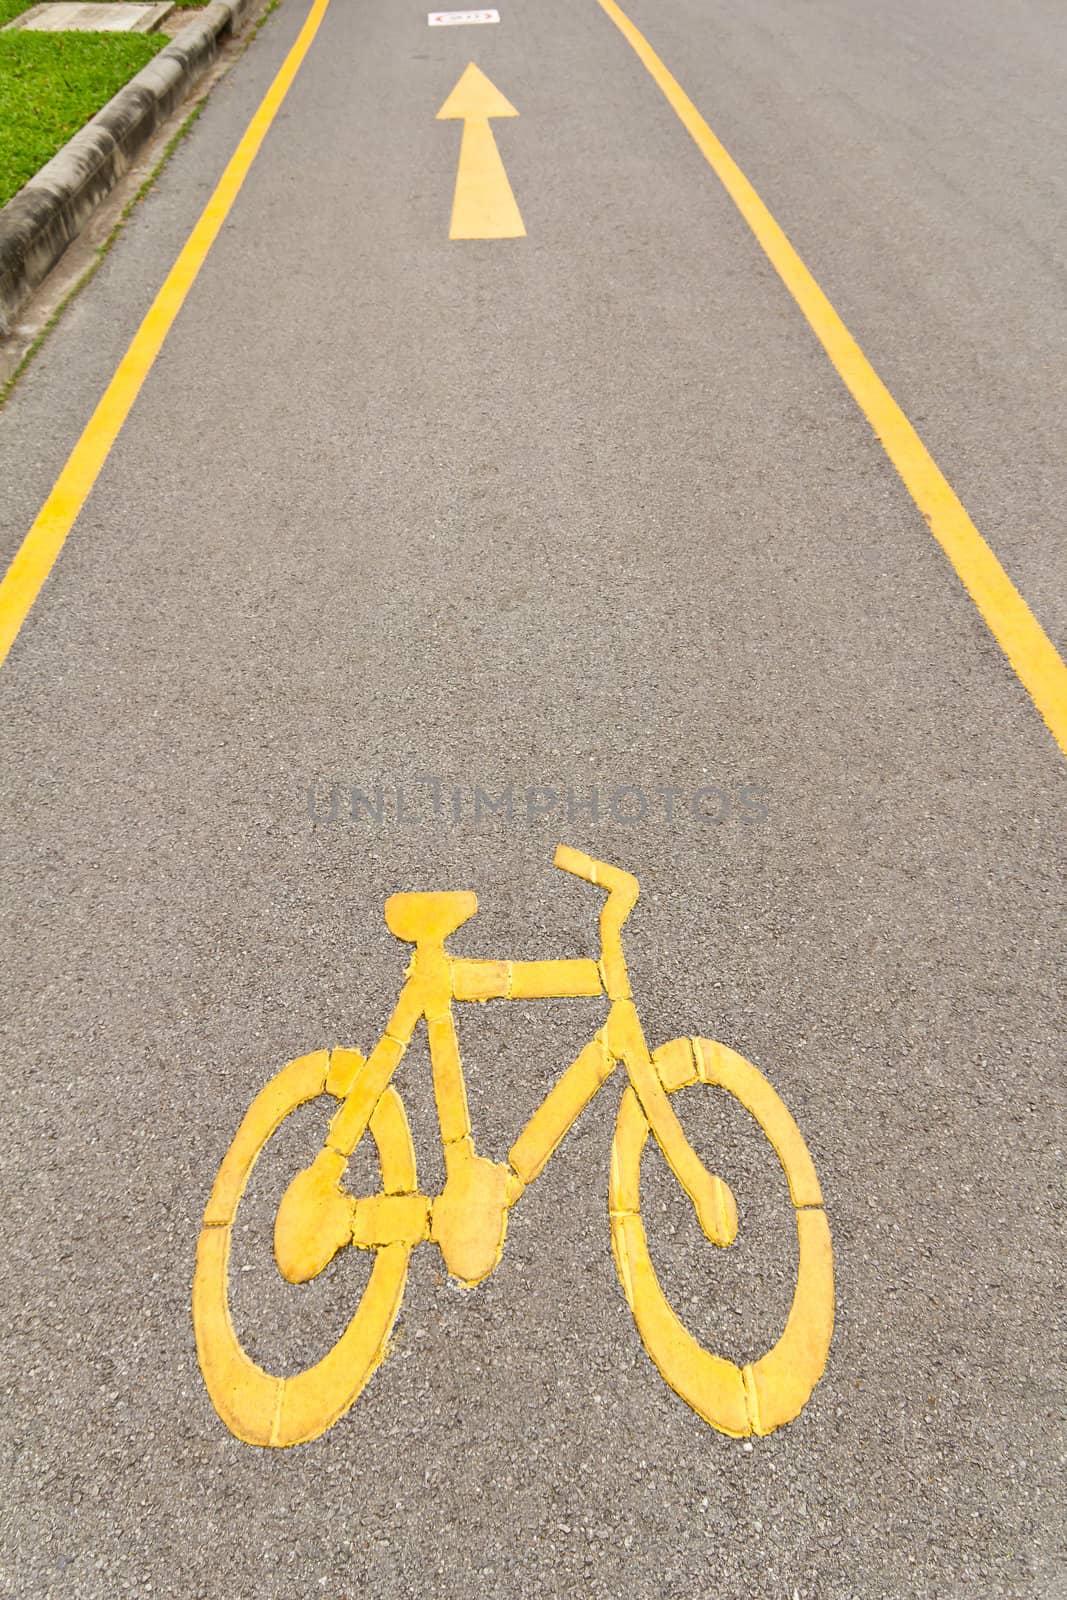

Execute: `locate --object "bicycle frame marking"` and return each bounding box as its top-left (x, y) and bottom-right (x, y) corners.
top-left (193, 846), bottom-right (834, 1447)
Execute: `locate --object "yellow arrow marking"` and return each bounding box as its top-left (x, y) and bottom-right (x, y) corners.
top-left (436, 62), bottom-right (525, 240)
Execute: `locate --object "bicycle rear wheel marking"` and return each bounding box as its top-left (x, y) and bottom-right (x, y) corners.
top-left (193, 1051), bottom-right (417, 1447)
top-left (609, 1038), bottom-right (834, 1437)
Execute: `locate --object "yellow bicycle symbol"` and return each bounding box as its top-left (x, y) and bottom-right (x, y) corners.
top-left (193, 846), bottom-right (834, 1447)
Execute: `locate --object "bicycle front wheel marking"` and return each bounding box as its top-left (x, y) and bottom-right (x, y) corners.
top-left (192, 1051), bottom-right (417, 1448)
top-left (609, 1038), bottom-right (834, 1437)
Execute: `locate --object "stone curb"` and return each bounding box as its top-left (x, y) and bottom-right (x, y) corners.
top-left (0, 0), bottom-right (252, 336)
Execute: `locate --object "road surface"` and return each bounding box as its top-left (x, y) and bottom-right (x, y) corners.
top-left (0, 0), bottom-right (1064, 1595)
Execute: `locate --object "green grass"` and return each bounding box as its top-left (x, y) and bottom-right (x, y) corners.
top-left (0, 30), bottom-right (165, 205)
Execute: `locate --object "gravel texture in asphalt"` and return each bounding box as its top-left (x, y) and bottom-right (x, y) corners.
top-left (0, 0), bottom-right (1064, 1595)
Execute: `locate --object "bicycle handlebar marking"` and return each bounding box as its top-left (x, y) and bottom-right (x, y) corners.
top-left (193, 847), bottom-right (835, 1447)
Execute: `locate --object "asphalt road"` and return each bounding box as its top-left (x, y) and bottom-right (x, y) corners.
top-left (1, 0), bottom-right (1064, 1596)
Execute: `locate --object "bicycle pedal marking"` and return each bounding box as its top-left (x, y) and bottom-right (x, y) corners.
top-left (191, 846), bottom-right (835, 1447)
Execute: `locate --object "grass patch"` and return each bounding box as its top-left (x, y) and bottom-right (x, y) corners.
top-left (0, 30), bottom-right (165, 205)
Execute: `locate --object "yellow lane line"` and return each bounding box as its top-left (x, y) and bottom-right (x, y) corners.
top-left (0, 0), bottom-right (332, 670)
top-left (597, 0), bottom-right (1067, 759)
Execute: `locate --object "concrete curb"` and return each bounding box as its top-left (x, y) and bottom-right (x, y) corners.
top-left (0, 0), bottom-right (252, 336)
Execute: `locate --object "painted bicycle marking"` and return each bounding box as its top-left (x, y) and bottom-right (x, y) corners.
top-left (192, 845), bottom-right (834, 1447)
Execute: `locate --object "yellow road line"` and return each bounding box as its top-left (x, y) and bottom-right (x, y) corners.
top-left (597, 0), bottom-right (1067, 759)
top-left (0, 0), bottom-right (332, 670)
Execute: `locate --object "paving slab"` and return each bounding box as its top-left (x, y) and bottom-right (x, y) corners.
top-left (4, 1), bottom-right (172, 31)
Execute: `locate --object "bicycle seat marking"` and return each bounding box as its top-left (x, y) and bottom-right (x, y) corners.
top-left (193, 846), bottom-right (834, 1447)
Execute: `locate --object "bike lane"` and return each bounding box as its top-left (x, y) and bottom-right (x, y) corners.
top-left (0, 0), bottom-right (1063, 1594)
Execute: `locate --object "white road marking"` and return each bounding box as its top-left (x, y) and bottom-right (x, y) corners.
top-left (428, 10), bottom-right (500, 26)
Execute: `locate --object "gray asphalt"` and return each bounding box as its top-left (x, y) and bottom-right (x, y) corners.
top-left (0, 0), bottom-right (1064, 1596)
